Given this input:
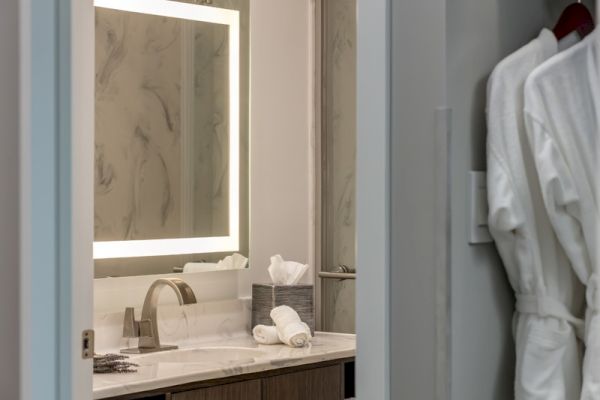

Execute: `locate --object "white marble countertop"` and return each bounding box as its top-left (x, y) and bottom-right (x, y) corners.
top-left (93, 332), bottom-right (356, 399)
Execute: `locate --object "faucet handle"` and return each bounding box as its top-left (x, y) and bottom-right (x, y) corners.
top-left (138, 319), bottom-right (154, 339)
top-left (122, 307), bottom-right (139, 338)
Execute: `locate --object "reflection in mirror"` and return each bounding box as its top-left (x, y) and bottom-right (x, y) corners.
top-left (93, 0), bottom-right (249, 278)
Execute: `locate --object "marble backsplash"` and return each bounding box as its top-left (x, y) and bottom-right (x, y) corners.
top-left (94, 271), bottom-right (251, 352)
top-left (95, 298), bottom-right (252, 353)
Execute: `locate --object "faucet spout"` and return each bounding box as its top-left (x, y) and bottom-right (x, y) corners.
top-left (121, 277), bottom-right (197, 354)
top-left (142, 278), bottom-right (197, 313)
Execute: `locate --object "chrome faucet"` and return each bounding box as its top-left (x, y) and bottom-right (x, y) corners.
top-left (121, 278), bottom-right (197, 354)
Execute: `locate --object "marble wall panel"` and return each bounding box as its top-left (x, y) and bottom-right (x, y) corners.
top-left (322, 0), bottom-right (357, 334)
top-left (94, 1), bottom-right (249, 277)
top-left (95, 9), bottom-right (184, 241)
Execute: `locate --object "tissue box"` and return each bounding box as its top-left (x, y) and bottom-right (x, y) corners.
top-left (252, 284), bottom-right (315, 335)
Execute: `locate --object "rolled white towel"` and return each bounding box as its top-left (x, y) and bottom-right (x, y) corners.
top-left (277, 322), bottom-right (311, 347)
top-left (270, 305), bottom-right (312, 348)
top-left (252, 325), bottom-right (281, 345)
top-left (270, 305), bottom-right (301, 326)
top-left (301, 322), bottom-right (311, 335)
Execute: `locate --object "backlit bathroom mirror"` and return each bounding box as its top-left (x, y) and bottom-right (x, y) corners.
top-left (93, 0), bottom-right (249, 278)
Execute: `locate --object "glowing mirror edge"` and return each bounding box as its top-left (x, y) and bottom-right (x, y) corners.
top-left (93, 0), bottom-right (241, 259)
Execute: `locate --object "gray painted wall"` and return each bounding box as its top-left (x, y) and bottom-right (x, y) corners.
top-left (446, 1), bottom-right (546, 398)
top-left (0, 0), bottom-right (20, 398)
top-left (390, 0), bottom-right (447, 398)
top-left (447, 1), bottom-right (594, 399)
top-left (391, 1), bottom-right (596, 399)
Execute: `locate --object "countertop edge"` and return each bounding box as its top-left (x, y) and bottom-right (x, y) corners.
top-left (94, 333), bottom-right (356, 399)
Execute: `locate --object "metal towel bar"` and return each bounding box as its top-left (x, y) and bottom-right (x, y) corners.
top-left (318, 266), bottom-right (356, 280)
top-left (318, 271), bottom-right (356, 280)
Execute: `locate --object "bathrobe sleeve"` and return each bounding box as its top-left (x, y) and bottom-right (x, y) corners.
top-left (523, 112), bottom-right (592, 282)
top-left (487, 145), bottom-right (525, 288)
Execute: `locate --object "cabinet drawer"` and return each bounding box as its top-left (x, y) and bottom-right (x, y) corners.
top-left (262, 365), bottom-right (342, 400)
top-left (172, 379), bottom-right (261, 400)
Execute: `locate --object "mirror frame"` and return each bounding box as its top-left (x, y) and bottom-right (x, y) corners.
top-left (93, 0), bottom-right (241, 259)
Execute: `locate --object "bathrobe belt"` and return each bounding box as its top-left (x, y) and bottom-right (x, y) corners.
top-left (516, 294), bottom-right (585, 340)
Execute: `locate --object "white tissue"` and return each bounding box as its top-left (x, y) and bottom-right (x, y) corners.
top-left (270, 305), bottom-right (312, 348)
top-left (252, 325), bottom-right (281, 345)
top-left (267, 255), bottom-right (309, 285)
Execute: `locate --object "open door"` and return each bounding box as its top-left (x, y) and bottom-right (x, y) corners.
top-left (20, 0), bottom-right (94, 398)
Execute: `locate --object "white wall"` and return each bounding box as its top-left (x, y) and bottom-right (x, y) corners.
top-left (239, 0), bottom-right (314, 296)
top-left (93, 0), bottom-right (314, 312)
top-left (0, 0), bottom-right (20, 397)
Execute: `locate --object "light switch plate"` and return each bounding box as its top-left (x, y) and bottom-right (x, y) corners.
top-left (469, 171), bottom-right (493, 244)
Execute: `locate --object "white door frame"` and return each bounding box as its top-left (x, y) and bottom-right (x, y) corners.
top-left (356, 0), bottom-right (391, 398)
top-left (20, 0), bottom-right (94, 399)
top-left (20, 0), bottom-right (391, 398)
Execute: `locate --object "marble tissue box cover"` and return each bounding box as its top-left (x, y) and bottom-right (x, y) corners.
top-left (251, 284), bottom-right (315, 335)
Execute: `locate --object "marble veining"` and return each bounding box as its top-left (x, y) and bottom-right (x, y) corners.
top-left (96, 12), bottom-right (127, 93)
top-left (94, 1), bottom-right (250, 277)
top-left (95, 9), bottom-right (184, 242)
top-left (93, 332), bottom-right (356, 399)
top-left (141, 81), bottom-right (177, 133)
top-left (94, 8), bottom-right (234, 242)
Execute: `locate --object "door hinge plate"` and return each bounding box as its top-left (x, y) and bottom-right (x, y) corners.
top-left (82, 329), bottom-right (95, 359)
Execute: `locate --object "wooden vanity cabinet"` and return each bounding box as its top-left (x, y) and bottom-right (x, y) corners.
top-left (171, 365), bottom-right (341, 400)
top-left (262, 365), bottom-right (341, 400)
top-left (172, 380), bottom-right (261, 400)
top-left (105, 358), bottom-right (354, 400)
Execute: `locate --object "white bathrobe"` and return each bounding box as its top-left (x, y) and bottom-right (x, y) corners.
top-left (487, 28), bottom-right (585, 400)
top-left (524, 29), bottom-right (599, 400)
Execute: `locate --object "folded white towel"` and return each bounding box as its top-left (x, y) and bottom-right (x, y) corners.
top-left (252, 325), bottom-right (281, 345)
top-left (217, 253), bottom-right (248, 270)
top-left (270, 305), bottom-right (312, 347)
top-left (183, 262), bottom-right (219, 273)
top-left (183, 253), bottom-right (248, 273)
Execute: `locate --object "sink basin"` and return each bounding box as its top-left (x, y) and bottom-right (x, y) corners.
top-left (134, 347), bottom-right (267, 366)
